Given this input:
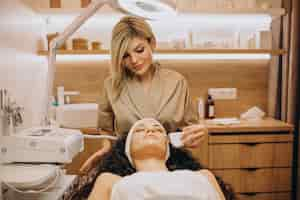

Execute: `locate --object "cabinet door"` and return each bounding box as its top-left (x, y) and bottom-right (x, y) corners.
top-left (213, 168), bottom-right (292, 193)
top-left (209, 142), bottom-right (293, 168)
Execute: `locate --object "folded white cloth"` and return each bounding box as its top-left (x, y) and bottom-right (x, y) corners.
top-left (111, 170), bottom-right (220, 200)
top-left (209, 117), bottom-right (240, 125)
top-left (240, 106), bottom-right (265, 120)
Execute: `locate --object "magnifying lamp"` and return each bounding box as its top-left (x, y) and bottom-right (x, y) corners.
top-left (116, 0), bottom-right (176, 19)
top-left (43, 0), bottom-right (176, 125)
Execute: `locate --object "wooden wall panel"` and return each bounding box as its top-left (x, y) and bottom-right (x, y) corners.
top-left (50, 0), bottom-right (61, 8)
top-left (54, 59), bottom-right (269, 119)
top-left (81, 0), bottom-right (91, 8)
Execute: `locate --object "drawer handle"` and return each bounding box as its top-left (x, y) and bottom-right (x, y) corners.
top-left (241, 192), bottom-right (257, 196)
top-left (244, 168), bottom-right (258, 171)
top-left (240, 143), bottom-right (260, 146)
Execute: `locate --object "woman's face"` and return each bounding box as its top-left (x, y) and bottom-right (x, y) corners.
top-left (130, 119), bottom-right (168, 157)
top-left (122, 37), bottom-right (154, 77)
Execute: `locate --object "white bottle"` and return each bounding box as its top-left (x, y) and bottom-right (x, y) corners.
top-left (198, 97), bottom-right (205, 120)
top-left (0, 109), bottom-right (4, 136)
top-left (0, 181), bottom-right (2, 200)
top-left (49, 96), bottom-right (57, 120)
top-left (57, 86), bottom-right (64, 106)
top-left (8, 115), bottom-right (14, 135)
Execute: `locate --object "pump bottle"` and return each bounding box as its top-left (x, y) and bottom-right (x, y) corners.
top-left (206, 94), bottom-right (215, 119)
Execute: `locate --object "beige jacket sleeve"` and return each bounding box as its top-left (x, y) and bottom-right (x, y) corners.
top-left (97, 79), bottom-right (114, 132)
top-left (183, 78), bottom-right (198, 126)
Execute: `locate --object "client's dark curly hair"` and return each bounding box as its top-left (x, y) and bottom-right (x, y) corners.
top-left (78, 135), bottom-right (235, 200)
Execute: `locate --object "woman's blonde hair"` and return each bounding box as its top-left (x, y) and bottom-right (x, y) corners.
top-left (110, 16), bottom-right (156, 100)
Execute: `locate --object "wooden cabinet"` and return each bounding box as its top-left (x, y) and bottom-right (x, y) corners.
top-left (209, 135), bottom-right (293, 168)
top-left (213, 168), bottom-right (291, 193)
top-left (204, 118), bottom-right (294, 199)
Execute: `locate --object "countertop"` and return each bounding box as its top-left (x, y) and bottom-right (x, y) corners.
top-left (80, 118), bottom-right (294, 135)
top-left (202, 117), bottom-right (294, 133)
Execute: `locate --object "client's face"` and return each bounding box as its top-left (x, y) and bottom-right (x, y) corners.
top-left (130, 119), bottom-right (168, 159)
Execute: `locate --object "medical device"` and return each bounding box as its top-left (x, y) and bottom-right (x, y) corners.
top-left (0, 164), bottom-right (61, 193)
top-left (0, 127), bottom-right (83, 199)
top-left (0, 127), bottom-right (83, 164)
top-left (169, 132), bottom-right (184, 148)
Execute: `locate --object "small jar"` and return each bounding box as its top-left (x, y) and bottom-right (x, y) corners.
top-left (72, 38), bottom-right (89, 50)
top-left (91, 41), bottom-right (102, 50)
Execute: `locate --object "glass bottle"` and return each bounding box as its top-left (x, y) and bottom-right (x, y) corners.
top-left (206, 95), bottom-right (215, 119)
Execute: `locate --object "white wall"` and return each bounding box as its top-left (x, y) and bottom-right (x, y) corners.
top-left (0, 0), bottom-right (48, 129)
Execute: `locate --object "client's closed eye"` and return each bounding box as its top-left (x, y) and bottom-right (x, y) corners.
top-left (134, 128), bottom-right (145, 133)
top-left (154, 128), bottom-right (164, 133)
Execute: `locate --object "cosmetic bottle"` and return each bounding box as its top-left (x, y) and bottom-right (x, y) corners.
top-left (49, 96), bottom-right (57, 120)
top-left (206, 95), bottom-right (215, 119)
top-left (198, 97), bottom-right (205, 120)
top-left (0, 181), bottom-right (2, 200)
top-left (57, 86), bottom-right (64, 106)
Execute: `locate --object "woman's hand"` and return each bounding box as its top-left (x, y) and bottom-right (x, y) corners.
top-left (181, 124), bottom-right (207, 148)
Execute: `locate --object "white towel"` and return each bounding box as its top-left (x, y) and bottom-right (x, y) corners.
top-left (111, 170), bottom-right (220, 200)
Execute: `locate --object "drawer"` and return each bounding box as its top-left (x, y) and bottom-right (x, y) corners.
top-left (209, 134), bottom-right (293, 144)
top-left (213, 168), bottom-right (292, 193)
top-left (236, 192), bottom-right (291, 200)
top-left (209, 142), bottom-right (292, 169)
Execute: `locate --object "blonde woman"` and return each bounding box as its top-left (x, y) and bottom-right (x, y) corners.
top-left (80, 16), bottom-right (207, 173)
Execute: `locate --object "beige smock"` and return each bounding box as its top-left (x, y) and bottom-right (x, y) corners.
top-left (97, 65), bottom-right (198, 135)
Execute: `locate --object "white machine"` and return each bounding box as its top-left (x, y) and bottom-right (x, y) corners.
top-left (0, 127), bottom-right (83, 164)
top-left (0, 127), bottom-right (83, 200)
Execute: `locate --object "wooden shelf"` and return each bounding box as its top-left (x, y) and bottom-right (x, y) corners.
top-left (38, 49), bottom-right (287, 56)
top-left (36, 6), bottom-right (116, 15)
top-left (203, 118), bottom-right (294, 134)
top-left (179, 8), bottom-right (285, 18)
top-left (37, 7), bottom-right (285, 18)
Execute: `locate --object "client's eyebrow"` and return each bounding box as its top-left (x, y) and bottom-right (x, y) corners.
top-left (152, 124), bottom-right (162, 128)
top-left (133, 124), bottom-right (145, 132)
top-left (152, 124), bottom-right (165, 132)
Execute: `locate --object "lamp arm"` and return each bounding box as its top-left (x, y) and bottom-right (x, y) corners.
top-left (43, 0), bottom-right (109, 125)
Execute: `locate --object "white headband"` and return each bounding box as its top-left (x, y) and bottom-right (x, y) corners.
top-left (125, 118), bottom-right (170, 167)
